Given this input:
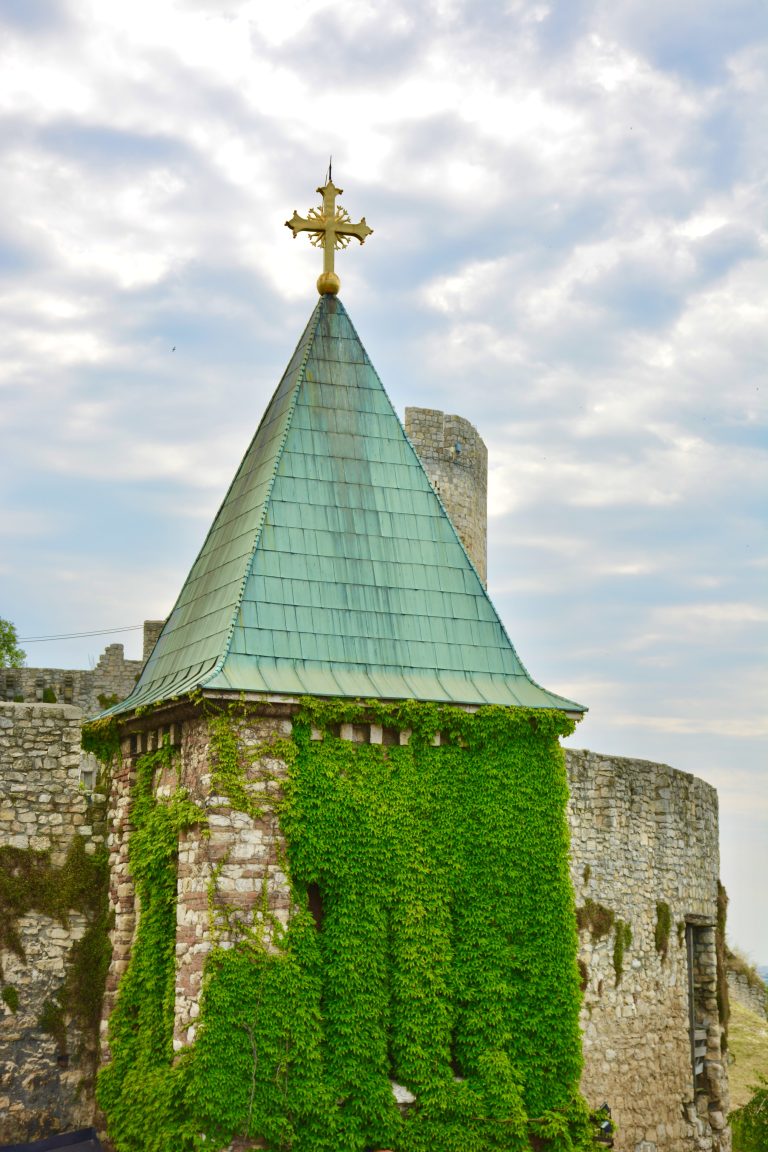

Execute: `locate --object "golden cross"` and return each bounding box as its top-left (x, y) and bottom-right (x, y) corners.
top-left (286, 179), bottom-right (372, 296)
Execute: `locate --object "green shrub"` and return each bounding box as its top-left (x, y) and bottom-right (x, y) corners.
top-left (732, 1077), bottom-right (768, 1152)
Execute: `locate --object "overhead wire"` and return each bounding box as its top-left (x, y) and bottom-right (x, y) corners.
top-left (18, 626), bottom-right (145, 643)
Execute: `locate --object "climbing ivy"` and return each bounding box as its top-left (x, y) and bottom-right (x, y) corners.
top-left (97, 699), bottom-right (602, 1152)
top-left (81, 714), bottom-right (121, 765)
top-left (207, 703), bottom-right (296, 823)
top-left (96, 743), bottom-right (205, 1151)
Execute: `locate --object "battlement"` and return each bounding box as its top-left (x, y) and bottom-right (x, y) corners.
top-left (0, 620), bottom-right (164, 717)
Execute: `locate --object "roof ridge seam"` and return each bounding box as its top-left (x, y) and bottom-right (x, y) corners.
top-left (398, 425), bottom-right (542, 687)
top-left (199, 302), bottom-right (323, 692)
top-left (106, 304), bottom-right (323, 718)
top-left (323, 303), bottom-right (554, 697)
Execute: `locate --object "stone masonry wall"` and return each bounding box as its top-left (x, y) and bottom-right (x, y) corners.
top-left (566, 748), bottom-right (729, 1152)
top-left (101, 707), bottom-right (295, 1062)
top-left (1, 644), bottom-right (142, 716)
top-left (0, 702), bottom-right (107, 1144)
top-left (174, 711), bottom-right (294, 1051)
top-left (727, 969), bottom-right (767, 1019)
top-left (4, 699), bottom-right (730, 1148)
top-left (0, 620), bottom-right (165, 717)
top-left (405, 407), bottom-right (488, 584)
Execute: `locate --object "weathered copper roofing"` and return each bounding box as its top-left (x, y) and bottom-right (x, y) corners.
top-left (107, 296), bottom-right (585, 716)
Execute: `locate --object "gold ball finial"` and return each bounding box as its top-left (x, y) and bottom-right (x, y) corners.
top-left (317, 271), bottom-right (341, 296)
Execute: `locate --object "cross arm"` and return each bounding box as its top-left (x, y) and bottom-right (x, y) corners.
top-left (285, 210), bottom-right (315, 238)
top-left (337, 218), bottom-right (373, 245)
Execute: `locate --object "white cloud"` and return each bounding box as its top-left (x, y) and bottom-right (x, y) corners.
top-left (0, 0), bottom-right (765, 957)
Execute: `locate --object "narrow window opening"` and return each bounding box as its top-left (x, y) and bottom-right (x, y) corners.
top-left (449, 1032), bottom-right (463, 1080)
top-left (687, 922), bottom-right (712, 1097)
top-left (307, 882), bottom-right (324, 932)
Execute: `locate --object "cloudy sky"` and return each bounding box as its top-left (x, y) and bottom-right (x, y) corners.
top-left (1, 0), bottom-right (766, 960)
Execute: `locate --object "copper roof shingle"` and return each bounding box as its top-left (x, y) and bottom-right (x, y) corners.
top-left (107, 296), bottom-right (585, 716)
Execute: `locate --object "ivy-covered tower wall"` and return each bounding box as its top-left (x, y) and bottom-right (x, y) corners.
top-left (1, 700), bottom-right (731, 1151)
top-left (404, 408), bottom-right (731, 1152)
top-left (93, 697), bottom-right (592, 1152)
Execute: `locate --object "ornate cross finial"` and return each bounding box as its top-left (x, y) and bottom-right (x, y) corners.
top-left (285, 179), bottom-right (373, 296)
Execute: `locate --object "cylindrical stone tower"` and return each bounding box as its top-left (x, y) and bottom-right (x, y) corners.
top-left (142, 619), bottom-right (166, 664)
top-left (405, 407), bottom-right (488, 585)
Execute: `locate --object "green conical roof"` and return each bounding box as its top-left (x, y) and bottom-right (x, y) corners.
top-left (109, 296), bottom-right (584, 717)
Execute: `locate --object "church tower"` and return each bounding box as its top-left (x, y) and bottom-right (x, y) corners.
top-left (88, 180), bottom-right (593, 1152)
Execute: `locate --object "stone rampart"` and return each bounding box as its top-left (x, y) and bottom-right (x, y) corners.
top-left (0, 622), bottom-right (164, 718)
top-left (2, 700), bottom-right (732, 1149)
top-left (1, 646), bottom-right (142, 717)
top-left (566, 748), bottom-right (729, 1152)
top-left (727, 968), bottom-right (767, 1019)
top-left (0, 702), bottom-right (108, 1143)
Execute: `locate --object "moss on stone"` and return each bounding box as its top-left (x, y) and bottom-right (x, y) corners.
top-left (716, 881), bottom-right (730, 1051)
top-left (0, 831), bottom-right (112, 1069)
top-left (1, 984), bottom-right (19, 1012)
top-left (655, 901), bottom-right (671, 961)
top-left (578, 960), bottom-right (589, 992)
top-left (39, 992), bottom-right (67, 1054)
top-left (575, 899), bottom-right (615, 942)
top-left (612, 920), bottom-right (632, 985)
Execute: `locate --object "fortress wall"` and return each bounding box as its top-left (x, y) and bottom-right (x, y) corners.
top-left (0, 646), bottom-right (143, 717)
top-left (0, 702), bottom-right (107, 1143)
top-left (566, 748), bottom-right (729, 1152)
top-left (727, 969), bottom-right (767, 1019)
top-left (2, 719), bottom-right (732, 1150)
top-left (0, 620), bottom-right (165, 717)
top-left (405, 407), bottom-right (488, 584)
